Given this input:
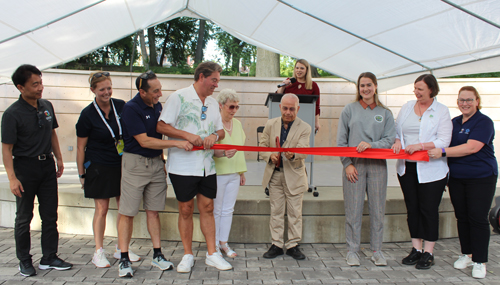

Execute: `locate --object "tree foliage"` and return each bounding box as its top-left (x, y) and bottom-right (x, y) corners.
top-left (211, 24), bottom-right (256, 75)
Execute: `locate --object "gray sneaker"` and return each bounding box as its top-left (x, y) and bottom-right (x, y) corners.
top-left (371, 251), bottom-right (387, 266)
top-left (151, 253), bottom-right (174, 271)
top-left (346, 251), bottom-right (360, 266)
top-left (118, 258), bottom-right (133, 278)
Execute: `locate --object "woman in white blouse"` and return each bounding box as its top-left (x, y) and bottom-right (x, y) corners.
top-left (391, 74), bottom-right (452, 270)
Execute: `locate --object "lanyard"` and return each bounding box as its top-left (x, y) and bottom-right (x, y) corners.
top-left (93, 99), bottom-right (122, 141)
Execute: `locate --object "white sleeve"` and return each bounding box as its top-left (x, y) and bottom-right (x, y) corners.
top-left (159, 93), bottom-right (180, 126)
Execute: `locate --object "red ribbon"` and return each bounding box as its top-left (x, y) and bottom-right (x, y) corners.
top-left (193, 144), bottom-right (429, 161)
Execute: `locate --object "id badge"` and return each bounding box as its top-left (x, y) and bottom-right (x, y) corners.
top-left (115, 139), bottom-right (124, 156)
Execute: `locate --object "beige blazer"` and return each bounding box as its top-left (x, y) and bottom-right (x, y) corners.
top-left (260, 117), bottom-right (311, 195)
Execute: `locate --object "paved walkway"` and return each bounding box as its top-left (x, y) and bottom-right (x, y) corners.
top-left (1, 227), bottom-right (499, 284)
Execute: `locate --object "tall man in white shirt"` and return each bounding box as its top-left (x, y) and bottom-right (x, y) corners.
top-left (157, 61), bottom-right (231, 273)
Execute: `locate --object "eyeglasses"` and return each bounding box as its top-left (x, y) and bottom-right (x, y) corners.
top-left (226, 104), bottom-right (240, 110)
top-left (457, 98), bottom-right (475, 104)
top-left (201, 105), bottom-right (208, 120)
top-left (139, 70), bottom-right (155, 89)
top-left (37, 111), bottom-right (45, 128)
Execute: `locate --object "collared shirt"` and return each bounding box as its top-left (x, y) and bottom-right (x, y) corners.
top-left (359, 99), bottom-right (377, 110)
top-left (279, 119), bottom-right (294, 167)
top-left (159, 85), bottom-right (223, 176)
top-left (1, 95), bottom-right (58, 157)
top-left (395, 99), bottom-right (452, 183)
top-left (122, 93), bottom-right (163, 158)
top-left (448, 110), bottom-right (497, 179)
top-left (76, 98), bottom-right (125, 166)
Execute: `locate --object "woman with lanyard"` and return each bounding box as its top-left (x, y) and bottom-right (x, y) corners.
top-left (76, 72), bottom-right (140, 268)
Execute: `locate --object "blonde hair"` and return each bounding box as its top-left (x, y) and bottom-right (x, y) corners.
top-left (294, 59), bottom-right (313, 90)
top-left (89, 71), bottom-right (111, 89)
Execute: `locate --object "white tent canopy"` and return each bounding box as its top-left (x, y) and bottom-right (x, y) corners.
top-left (1, 0), bottom-right (500, 91)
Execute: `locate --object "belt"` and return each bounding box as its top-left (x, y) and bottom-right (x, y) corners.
top-left (274, 167), bottom-right (282, 171)
top-left (15, 153), bottom-right (53, 160)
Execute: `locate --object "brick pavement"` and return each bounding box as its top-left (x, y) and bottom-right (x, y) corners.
top-left (1, 227), bottom-right (499, 284)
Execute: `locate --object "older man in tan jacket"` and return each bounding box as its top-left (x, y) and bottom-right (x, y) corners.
top-left (259, 93), bottom-right (311, 260)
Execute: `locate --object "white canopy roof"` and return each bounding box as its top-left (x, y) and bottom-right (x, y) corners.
top-left (2, 0), bottom-right (500, 91)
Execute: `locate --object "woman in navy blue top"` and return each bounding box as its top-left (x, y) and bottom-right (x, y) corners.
top-left (428, 86), bottom-right (497, 279)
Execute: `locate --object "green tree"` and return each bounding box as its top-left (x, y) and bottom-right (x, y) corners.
top-left (211, 25), bottom-right (256, 75)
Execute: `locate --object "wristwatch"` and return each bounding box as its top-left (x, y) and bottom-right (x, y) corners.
top-left (441, 148), bottom-right (447, 157)
top-left (223, 150), bottom-right (226, 157)
top-left (79, 173), bottom-right (86, 179)
top-left (212, 132), bottom-right (219, 141)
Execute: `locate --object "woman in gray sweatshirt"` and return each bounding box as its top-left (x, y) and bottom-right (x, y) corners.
top-left (336, 72), bottom-right (396, 267)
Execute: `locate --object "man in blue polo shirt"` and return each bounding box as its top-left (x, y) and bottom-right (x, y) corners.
top-left (117, 71), bottom-right (192, 278)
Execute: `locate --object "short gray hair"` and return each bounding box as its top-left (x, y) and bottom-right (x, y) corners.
top-left (216, 88), bottom-right (240, 105)
top-left (281, 93), bottom-right (299, 106)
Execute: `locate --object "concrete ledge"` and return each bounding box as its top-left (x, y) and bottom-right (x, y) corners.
top-left (0, 182), bottom-right (474, 243)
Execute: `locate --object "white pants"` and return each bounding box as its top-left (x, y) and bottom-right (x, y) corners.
top-left (214, 173), bottom-right (240, 244)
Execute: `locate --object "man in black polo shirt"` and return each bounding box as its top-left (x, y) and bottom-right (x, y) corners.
top-left (117, 71), bottom-right (192, 278)
top-left (1, 64), bottom-right (72, 277)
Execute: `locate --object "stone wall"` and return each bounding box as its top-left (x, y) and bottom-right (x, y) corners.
top-left (1, 69), bottom-right (499, 163)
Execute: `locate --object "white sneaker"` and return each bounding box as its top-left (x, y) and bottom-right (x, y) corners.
top-left (205, 252), bottom-right (232, 270)
top-left (346, 251), bottom-right (360, 266)
top-left (472, 263), bottom-right (486, 279)
top-left (113, 245), bottom-right (141, 262)
top-left (371, 251), bottom-right (387, 266)
top-left (92, 248), bottom-right (111, 268)
top-left (177, 254), bottom-right (194, 273)
top-left (454, 254), bottom-right (473, 269)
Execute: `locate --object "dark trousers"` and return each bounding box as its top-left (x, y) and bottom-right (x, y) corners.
top-left (14, 157), bottom-right (58, 262)
top-left (398, 162), bottom-right (447, 241)
top-left (449, 175), bottom-right (497, 263)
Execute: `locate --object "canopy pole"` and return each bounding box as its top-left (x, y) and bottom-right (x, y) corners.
top-left (441, 0), bottom-right (500, 30)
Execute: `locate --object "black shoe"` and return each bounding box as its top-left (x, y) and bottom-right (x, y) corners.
top-left (39, 255), bottom-right (73, 270)
top-left (263, 244), bottom-right (284, 259)
top-left (402, 247), bottom-right (422, 265)
top-left (286, 245), bottom-right (305, 260)
top-left (19, 259), bottom-right (36, 277)
top-left (415, 252), bottom-right (435, 269)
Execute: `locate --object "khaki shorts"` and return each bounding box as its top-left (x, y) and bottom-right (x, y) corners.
top-left (119, 152), bottom-right (167, 217)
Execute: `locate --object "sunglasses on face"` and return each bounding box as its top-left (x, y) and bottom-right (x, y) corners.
top-left (201, 105), bottom-right (208, 120)
top-left (139, 70), bottom-right (155, 89)
top-left (226, 104), bottom-right (240, 110)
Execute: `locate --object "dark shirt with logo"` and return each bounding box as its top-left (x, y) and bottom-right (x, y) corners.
top-left (448, 110), bottom-right (498, 179)
top-left (1, 95), bottom-right (58, 157)
top-left (122, 93), bottom-right (163, 157)
top-left (76, 99), bottom-right (125, 166)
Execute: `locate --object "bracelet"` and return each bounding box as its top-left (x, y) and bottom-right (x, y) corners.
top-left (223, 151), bottom-right (226, 157)
top-left (420, 143), bottom-right (424, 150)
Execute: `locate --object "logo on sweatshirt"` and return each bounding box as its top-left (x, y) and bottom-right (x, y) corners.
top-left (374, 115), bottom-right (384, 123)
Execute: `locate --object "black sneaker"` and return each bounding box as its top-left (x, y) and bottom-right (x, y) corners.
top-left (402, 247), bottom-right (422, 265)
top-left (263, 244), bottom-right (284, 259)
top-left (39, 255), bottom-right (73, 270)
top-left (286, 245), bottom-right (305, 260)
top-left (416, 252), bottom-right (435, 270)
top-left (19, 259), bottom-right (36, 277)
top-left (119, 258), bottom-right (134, 278)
